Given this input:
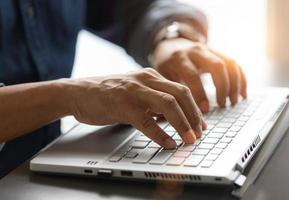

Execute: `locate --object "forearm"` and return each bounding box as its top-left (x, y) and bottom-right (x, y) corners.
top-left (0, 80), bottom-right (71, 143)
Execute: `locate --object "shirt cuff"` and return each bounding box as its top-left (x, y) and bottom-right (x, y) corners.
top-left (127, 0), bottom-right (208, 67)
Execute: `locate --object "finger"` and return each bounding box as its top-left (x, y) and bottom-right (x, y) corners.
top-left (210, 51), bottom-right (242, 105)
top-left (143, 75), bottom-right (205, 138)
top-left (188, 48), bottom-right (230, 107)
top-left (239, 66), bottom-right (248, 98)
top-left (177, 53), bottom-right (209, 113)
top-left (137, 88), bottom-right (197, 144)
top-left (131, 110), bottom-right (176, 149)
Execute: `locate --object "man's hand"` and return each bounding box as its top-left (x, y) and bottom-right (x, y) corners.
top-left (67, 69), bottom-right (206, 149)
top-left (152, 38), bottom-right (247, 113)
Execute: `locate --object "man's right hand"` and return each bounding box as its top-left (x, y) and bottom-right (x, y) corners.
top-left (64, 68), bottom-right (206, 149)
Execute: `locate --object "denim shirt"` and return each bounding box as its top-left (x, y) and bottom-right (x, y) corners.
top-left (0, 0), bottom-right (207, 178)
top-left (0, 0), bottom-right (85, 178)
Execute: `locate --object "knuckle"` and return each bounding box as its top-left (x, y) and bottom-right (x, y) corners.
top-left (178, 85), bottom-right (191, 97)
top-left (124, 80), bottom-right (142, 91)
top-left (191, 112), bottom-right (201, 127)
top-left (138, 68), bottom-right (159, 80)
top-left (212, 60), bottom-right (226, 73)
top-left (144, 68), bottom-right (157, 75)
top-left (161, 93), bottom-right (177, 107)
top-left (176, 119), bottom-right (188, 131)
top-left (191, 43), bottom-right (204, 51)
top-left (172, 50), bottom-right (185, 59)
top-left (139, 115), bottom-right (154, 129)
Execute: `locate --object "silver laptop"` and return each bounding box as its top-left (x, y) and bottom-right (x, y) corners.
top-left (30, 87), bottom-right (289, 186)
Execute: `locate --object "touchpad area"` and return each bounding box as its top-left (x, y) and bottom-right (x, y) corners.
top-left (31, 124), bottom-right (135, 167)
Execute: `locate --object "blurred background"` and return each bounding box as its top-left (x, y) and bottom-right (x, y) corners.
top-left (181, 0), bottom-right (289, 87)
top-left (73, 0), bottom-right (289, 88)
top-left (67, 0), bottom-right (289, 132)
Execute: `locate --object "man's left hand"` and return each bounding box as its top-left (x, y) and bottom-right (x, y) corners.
top-left (152, 38), bottom-right (247, 113)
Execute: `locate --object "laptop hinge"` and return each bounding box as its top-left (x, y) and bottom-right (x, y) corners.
top-left (234, 174), bottom-right (247, 187)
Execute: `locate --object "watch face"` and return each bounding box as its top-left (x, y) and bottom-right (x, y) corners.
top-left (165, 23), bottom-right (180, 39)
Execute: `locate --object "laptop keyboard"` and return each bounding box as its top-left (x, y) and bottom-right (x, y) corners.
top-left (109, 97), bottom-right (262, 168)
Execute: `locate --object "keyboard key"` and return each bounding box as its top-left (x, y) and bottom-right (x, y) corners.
top-left (135, 135), bottom-right (151, 142)
top-left (229, 126), bottom-right (242, 132)
top-left (125, 151), bottom-right (138, 158)
top-left (222, 118), bottom-right (236, 123)
top-left (238, 116), bottom-right (250, 122)
top-left (225, 131), bottom-right (237, 138)
top-left (165, 126), bottom-right (175, 132)
top-left (198, 143), bottom-right (214, 150)
top-left (202, 138), bottom-right (219, 144)
top-left (109, 152), bottom-right (126, 162)
top-left (212, 128), bottom-right (228, 133)
top-left (172, 134), bottom-right (182, 140)
top-left (174, 151), bottom-right (191, 157)
top-left (150, 150), bottom-right (173, 165)
top-left (201, 160), bottom-right (214, 168)
top-left (131, 141), bottom-right (149, 148)
top-left (216, 123), bottom-right (232, 128)
top-left (225, 113), bottom-right (240, 118)
top-left (203, 130), bottom-right (210, 135)
top-left (200, 135), bottom-right (206, 141)
top-left (148, 142), bottom-right (161, 148)
top-left (206, 154), bottom-right (218, 161)
top-left (234, 121), bottom-right (246, 127)
top-left (176, 140), bottom-right (183, 146)
top-left (215, 143), bottom-right (228, 149)
top-left (206, 124), bottom-right (215, 130)
top-left (206, 119), bottom-right (219, 125)
top-left (166, 132), bottom-right (175, 137)
top-left (194, 140), bottom-right (201, 145)
top-left (220, 137), bottom-right (232, 143)
top-left (133, 148), bottom-right (159, 163)
top-left (166, 157), bottom-right (185, 166)
top-left (191, 148), bottom-right (210, 155)
top-left (183, 155), bottom-right (204, 167)
top-left (178, 145), bottom-right (196, 152)
top-left (210, 148), bottom-right (223, 155)
top-left (207, 133), bottom-right (223, 139)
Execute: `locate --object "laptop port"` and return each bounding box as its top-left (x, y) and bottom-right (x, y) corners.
top-left (98, 169), bottom-right (112, 178)
top-left (121, 170), bottom-right (133, 177)
top-left (215, 177), bottom-right (222, 181)
top-left (84, 169), bottom-right (93, 174)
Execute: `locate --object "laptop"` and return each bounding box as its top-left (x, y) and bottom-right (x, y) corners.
top-left (30, 87), bottom-right (289, 186)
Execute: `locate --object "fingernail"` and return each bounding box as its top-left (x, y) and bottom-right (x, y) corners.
top-left (195, 125), bottom-right (203, 138)
top-left (242, 91), bottom-right (247, 99)
top-left (231, 94), bottom-right (238, 105)
top-left (218, 98), bottom-right (226, 108)
top-left (164, 138), bottom-right (177, 149)
top-left (201, 118), bottom-right (207, 130)
top-left (200, 101), bottom-right (210, 113)
top-left (183, 130), bottom-right (196, 144)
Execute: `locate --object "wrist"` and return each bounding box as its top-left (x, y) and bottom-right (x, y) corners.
top-left (52, 79), bottom-right (76, 117)
top-left (151, 37), bottom-right (199, 68)
top-left (149, 21), bottom-right (206, 66)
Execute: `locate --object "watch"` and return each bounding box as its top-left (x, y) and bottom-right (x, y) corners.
top-left (149, 21), bottom-right (206, 65)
